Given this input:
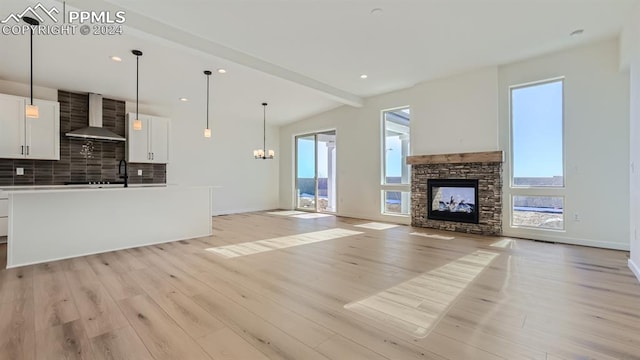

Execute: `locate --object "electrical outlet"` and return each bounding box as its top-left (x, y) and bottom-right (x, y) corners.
top-left (137, 169), bottom-right (143, 176)
top-left (573, 213), bottom-right (580, 221)
top-left (16, 167), bottom-right (24, 176)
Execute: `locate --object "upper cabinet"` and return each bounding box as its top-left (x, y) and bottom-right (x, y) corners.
top-left (126, 113), bottom-right (170, 164)
top-left (0, 93), bottom-right (60, 160)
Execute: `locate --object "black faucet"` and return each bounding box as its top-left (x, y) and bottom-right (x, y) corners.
top-left (118, 159), bottom-right (128, 188)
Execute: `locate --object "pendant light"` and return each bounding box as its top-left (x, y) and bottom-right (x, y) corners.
top-left (204, 70), bottom-right (212, 138)
top-left (131, 50), bottom-right (143, 131)
top-left (24, 17), bottom-right (39, 118)
top-left (253, 102), bottom-right (274, 159)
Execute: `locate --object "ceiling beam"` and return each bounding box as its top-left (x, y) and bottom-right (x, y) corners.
top-left (57, 0), bottom-right (364, 108)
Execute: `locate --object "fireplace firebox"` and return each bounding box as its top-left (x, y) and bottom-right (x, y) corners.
top-left (427, 179), bottom-right (479, 224)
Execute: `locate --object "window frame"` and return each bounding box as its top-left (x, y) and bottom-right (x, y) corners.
top-left (382, 106), bottom-right (411, 186)
top-left (511, 194), bottom-right (565, 231)
top-left (381, 106), bottom-right (411, 216)
top-left (509, 77), bottom-right (566, 189)
top-left (508, 77), bottom-right (566, 232)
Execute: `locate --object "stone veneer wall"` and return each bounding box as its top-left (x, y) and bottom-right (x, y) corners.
top-left (411, 162), bottom-right (502, 235)
top-left (0, 90), bottom-right (166, 186)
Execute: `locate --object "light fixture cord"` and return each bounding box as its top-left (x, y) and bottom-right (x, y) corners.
top-left (263, 104), bottom-right (266, 158)
top-left (30, 26), bottom-right (34, 105)
top-left (206, 73), bottom-right (210, 129)
top-left (136, 55), bottom-right (139, 119)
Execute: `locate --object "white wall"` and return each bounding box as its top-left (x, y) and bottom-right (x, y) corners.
top-left (411, 67), bottom-right (499, 155)
top-left (622, 3), bottom-right (640, 280)
top-left (499, 39), bottom-right (630, 250)
top-left (132, 101), bottom-right (280, 216)
top-left (279, 67), bottom-right (499, 224)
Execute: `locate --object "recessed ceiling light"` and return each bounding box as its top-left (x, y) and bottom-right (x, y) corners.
top-left (179, 97), bottom-right (189, 102)
top-left (217, 68), bottom-right (227, 74)
top-left (570, 29), bottom-right (584, 36)
top-left (360, 74), bottom-right (368, 79)
top-left (110, 56), bottom-right (122, 62)
top-left (370, 8), bottom-right (383, 15)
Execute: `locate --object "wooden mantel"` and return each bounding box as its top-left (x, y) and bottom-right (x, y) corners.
top-left (406, 151), bottom-right (504, 165)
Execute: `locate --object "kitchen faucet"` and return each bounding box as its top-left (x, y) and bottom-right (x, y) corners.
top-left (118, 159), bottom-right (129, 188)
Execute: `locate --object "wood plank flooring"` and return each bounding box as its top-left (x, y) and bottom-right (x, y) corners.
top-left (0, 211), bottom-right (639, 359)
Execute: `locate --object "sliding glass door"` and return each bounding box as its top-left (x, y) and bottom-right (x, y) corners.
top-left (295, 131), bottom-right (336, 213)
top-left (296, 134), bottom-right (316, 210)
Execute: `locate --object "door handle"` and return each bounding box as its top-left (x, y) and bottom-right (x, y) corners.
top-left (21, 145), bottom-right (24, 155)
top-left (151, 152), bottom-right (154, 160)
top-left (26, 146), bottom-right (29, 155)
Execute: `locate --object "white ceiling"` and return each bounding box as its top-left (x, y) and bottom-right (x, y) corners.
top-left (0, 0), bottom-right (637, 126)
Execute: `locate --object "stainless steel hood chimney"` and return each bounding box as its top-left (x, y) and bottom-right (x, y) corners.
top-left (65, 93), bottom-right (126, 141)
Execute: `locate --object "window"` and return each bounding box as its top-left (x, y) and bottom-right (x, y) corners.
top-left (512, 195), bottom-right (564, 230)
top-left (383, 108), bottom-right (410, 185)
top-left (382, 107), bottom-right (410, 215)
top-left (511, 80), bottom-right (564, 187)
top-left (510, 79), bottom-right (564, 230)
top-left (383, 190), bottom-right (410, 215)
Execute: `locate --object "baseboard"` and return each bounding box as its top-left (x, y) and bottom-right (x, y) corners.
top-left (501, 230), bottom-right (630, 251)
top-left (211, 207), bottom-right (276, 216)
top-left (629, 259), bottom-right (640, 283)
top-left (337, 211), bottom-right (411, 226)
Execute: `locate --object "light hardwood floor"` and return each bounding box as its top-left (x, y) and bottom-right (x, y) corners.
top-left (1, 212), bottom-right (639, 359)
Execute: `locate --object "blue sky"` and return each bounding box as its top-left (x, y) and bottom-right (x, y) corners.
top-left (512, 81), bottom-right (564, 178)
top-left (297, 138), bottom-right (316, 178)
top-left (385, 137), bottom-right (402, 177)
top-left (297, 137), bottom-right (330, 178)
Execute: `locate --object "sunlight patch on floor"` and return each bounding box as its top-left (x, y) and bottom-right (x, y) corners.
top-left (490, 239), bottom-right (515, 248)
top-left (267, 210), bottom-right (307, 216)
top-left (344, 250), bottom-right (499, 338)
top-left (410, 232), bottom-right (455, 240)
top-left (354, 222), bottom-right (399, 230)
top-left (206, 228), bottom-right (363, 258)
top-left (292, 213), bottom-right (334, 219)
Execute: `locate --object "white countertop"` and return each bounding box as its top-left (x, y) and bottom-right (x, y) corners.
top-left (0, 183), bottom-right (170, 194)
top-left (0, 184), bottom-right (221, 196)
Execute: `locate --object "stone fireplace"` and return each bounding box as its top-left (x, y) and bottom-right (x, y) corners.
top-left (409, 151), bottom-right (503, 235)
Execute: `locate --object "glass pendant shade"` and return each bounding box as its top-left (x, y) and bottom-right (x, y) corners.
top-left (132, 118), bottom-right (142, 131)
top-left (26, 104), bottom-right (39, 118)
top-left (204, 128), bottom-right (211, 138)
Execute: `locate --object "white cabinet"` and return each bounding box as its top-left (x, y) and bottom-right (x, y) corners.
top-left (126, 113), bottom-right (170, 163)
top-left (0, 93), bottom-right (60, 160)
top-left (149, 117), bottom-right (169, 163)
top-left (127, 113), bottom-right (153, 162)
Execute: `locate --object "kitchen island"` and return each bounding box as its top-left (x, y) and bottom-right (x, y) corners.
top-left (4, 185), bottom-right (212, 268)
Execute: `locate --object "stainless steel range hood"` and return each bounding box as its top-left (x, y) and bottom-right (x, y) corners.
top-left (65, 93), bottom-right (126, 141)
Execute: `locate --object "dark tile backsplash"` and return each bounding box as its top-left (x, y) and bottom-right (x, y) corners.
top-left (0, 90), bottom-right (166, 186)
